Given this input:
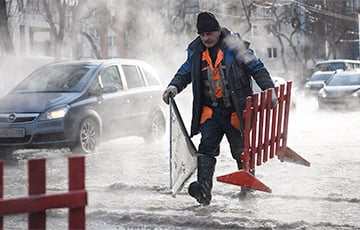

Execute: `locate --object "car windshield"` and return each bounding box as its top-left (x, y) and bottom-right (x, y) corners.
top-left (316, 62), bottom-right (345, 71)
top-left (310, 72), bottom-right (333, 81)
top-left (327, 74), bottom-right (360, 86)
top-left (14, 64), bottom-right (97, 93)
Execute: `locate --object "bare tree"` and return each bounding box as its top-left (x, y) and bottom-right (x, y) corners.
top-left (42, 0), bottom-right (67, 58)
top-left (303, 1), bottom-right (358, 60)
top-left (265, 2), bottom-right (304, 72)
top-left (0, 0), bottom-right (15, 55)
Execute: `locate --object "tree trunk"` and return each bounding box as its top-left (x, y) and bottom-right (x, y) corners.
top-left (0, 0), bottom-right (15, 55)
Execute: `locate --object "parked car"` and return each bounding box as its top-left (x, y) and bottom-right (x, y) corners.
top-left (303, 71), bottom-right (336, 96)
top-left (252, 76), bottom-right (297, 109)
top-left (318, 71), bottom-right (360, 110)
top-left (0, 59), bottom-right (166, 155)
top-left (315, 59), bottom-right (360, 72)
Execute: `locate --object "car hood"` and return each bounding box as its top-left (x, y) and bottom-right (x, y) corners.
top-left (324, 85), bottom-right (360, 96)
top-left (0, 92), bottom-right (80, 113)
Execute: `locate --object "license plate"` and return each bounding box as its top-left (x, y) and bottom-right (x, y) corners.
top-left (0, 128), bottom-right (25, 137)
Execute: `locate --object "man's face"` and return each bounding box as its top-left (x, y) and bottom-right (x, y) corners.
top-left (199, 31), bottom-right (221, 48)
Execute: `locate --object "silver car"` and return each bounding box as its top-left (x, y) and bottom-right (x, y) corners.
top-left (304, 71), bottom-right (336, 96)
top-left (318, 71), bottom-right (360, 110)
top-left (0, 59), bottom-right (166, 155)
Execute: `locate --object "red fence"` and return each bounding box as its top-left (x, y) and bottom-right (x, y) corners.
top-left (217, 81), bottom-right (310, 192)
top-left (0, 156), bottom-right (87, 230)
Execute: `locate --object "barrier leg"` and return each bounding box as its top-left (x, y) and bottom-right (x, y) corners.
top-left (277, 146), bottom-right (310, 167)
top-left (217, 170), bottom-right (272, 193)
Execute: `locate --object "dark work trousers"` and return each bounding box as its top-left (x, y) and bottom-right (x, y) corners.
top-left (198, 109), bottom-right (243, 162)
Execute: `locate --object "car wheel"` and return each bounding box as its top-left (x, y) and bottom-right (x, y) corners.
top-left (0, 147), bottom-right (14, 158)
top-left (144, 112), bottom-right (166, 144)
top-left (73, 117), bottom-right (100, 154)
top-left (318, 101), bottom-right (325, 110)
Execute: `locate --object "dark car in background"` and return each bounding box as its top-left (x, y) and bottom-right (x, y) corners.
top-left (318, 71), bottom-right (360, 110)
top-left (303, 71), bottom-right (336, 96)
top-left (0, 59), bottom-right (166, 155)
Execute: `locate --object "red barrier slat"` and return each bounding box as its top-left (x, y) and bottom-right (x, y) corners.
top-left (276, 85), bottom-right (285, 154)
top-left (263, 89), bottom-right (272, 162)
top-left (28, 158), bottom-right (46, 229)
top-left (68, 156), bottom-right (86, 230)
top-left (257, 91), bottom-right (266, 165)
top-left (282, 81), bottom-right (292, 149)
top-left (250, 94), bottom-right (259, 169)
top-left (0, 191), bottom-right (87, 216)
top-left (269, 87), bottom-right (278, 159)
top-left (242, 98), bottom-right (252, 171)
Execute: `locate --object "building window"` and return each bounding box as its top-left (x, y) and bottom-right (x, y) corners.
top-left (268, 48), bottom-right (277, 58)
top-left (264, 8), bottom-right (272, 17)
top-left (251, 25), bottom-right (258, 36)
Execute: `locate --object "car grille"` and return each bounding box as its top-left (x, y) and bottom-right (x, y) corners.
top-left (0, 113), bottom-right (40, 123)
top-left (0, 136), bottom-right (31, 144)
top-left (31, 132), bottom-right (67, 143)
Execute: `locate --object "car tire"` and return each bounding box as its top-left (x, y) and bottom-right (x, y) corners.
top-left (144, 112), bottom-right (166, 144)
top-left (0, 147), bottom-right (14, 158)
top-left (72, 117), bottom-right (100, 154)
top-left (318, 101), bottom-right (325, 110)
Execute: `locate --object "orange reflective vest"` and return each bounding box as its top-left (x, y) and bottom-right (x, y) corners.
top-left (201, 48), bottom-right (231, 108)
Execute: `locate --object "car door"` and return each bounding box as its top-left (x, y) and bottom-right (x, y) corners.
top-left (120, 64), bottom-right (153, 132)
top-left (97, 65), bottom-right (133, 138)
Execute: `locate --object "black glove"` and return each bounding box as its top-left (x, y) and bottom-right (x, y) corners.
top-left (162, 85), bottom-right (178, 104)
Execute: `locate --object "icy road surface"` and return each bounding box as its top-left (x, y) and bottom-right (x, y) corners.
top-left (2, 96), bottom-right (360, 229)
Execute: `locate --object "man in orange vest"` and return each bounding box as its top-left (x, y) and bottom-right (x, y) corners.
top-left (163, 11), bottom-right (277, 205)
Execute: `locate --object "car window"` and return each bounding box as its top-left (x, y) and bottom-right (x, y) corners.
top-left (316, 62), bottom-right (345, 71)
top-left (14, 65), bottom-right (96, 93)
top-left (142, 65), bottom-right (160, 86)
top-left (310, 72), bottom-right (333, 81)
top-left (100, 66), bottom-right (123, 90)
top-left (328, 74), bottom-right (360, 86)
top-left (122, 65), bottom-right (145, 89)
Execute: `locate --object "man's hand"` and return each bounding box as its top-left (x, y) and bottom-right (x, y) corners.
top-left (162, 85), bottom-right (178, 104)
top-left (271, 89), bottom-right (278, 109)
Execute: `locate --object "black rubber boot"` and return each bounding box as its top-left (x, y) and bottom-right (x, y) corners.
top-left (188, 155), bottom-right (216, 206)
top-left (236, 158), bottom-right (255, 175)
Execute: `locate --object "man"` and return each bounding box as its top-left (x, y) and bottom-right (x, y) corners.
top-left (163, 11), bottom-right (277, 206)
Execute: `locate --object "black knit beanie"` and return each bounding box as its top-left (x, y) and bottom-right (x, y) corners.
top-left (196, 11), bottom-right (220, 34)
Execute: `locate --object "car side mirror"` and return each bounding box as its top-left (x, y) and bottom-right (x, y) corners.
top-left (103, 85), bottom-right (119, 93)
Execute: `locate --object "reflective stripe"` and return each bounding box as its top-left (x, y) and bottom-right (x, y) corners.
top-left (230, 112), bottom-right (241, 131)
top-left (218, 63), bottom-right (231, 107)
top-left (201, 48), bottom-right (232, 107)
top-left (206, 68), bottom-right (219, 107)
top-left (200, 105), bottom-right (213, 124)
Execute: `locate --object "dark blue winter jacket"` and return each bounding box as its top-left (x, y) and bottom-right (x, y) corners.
top-left (169, 27), bottom-right (274, 137)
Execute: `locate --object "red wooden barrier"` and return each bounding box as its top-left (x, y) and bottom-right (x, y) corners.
top-left (0, 156), bottom-right (87, 230)
top-left (217, 81), bottom-right (310, 192)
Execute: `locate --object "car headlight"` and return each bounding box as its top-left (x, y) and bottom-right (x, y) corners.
top-left (318, 89), bottom-right (327, 98)
top-left (351, 91), bottom-right (360, 97)
top-left (39, 106), bottom-right (69, 121)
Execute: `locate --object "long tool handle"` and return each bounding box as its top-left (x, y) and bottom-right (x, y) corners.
top-left (169, 97), bottom-right (173, 189)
